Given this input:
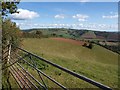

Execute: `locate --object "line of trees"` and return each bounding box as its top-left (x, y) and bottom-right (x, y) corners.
top-left (94, 41), bottom-right (120, 54)
top-left (22, 31), bottom-right (49, 38)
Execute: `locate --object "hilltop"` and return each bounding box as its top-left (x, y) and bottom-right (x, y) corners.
top-left (22, 28), bottom-right (119, 54)
top-left (22, 28), bottom-right (119, 42)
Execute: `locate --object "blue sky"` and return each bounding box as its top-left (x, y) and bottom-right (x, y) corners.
top-left (11, 2), bottom-right (118, 32)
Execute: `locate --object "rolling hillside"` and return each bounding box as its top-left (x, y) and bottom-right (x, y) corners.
top-left (22, 38), bottom-right (118, 88)
top-left (22, 28), bottom-right (119, 41)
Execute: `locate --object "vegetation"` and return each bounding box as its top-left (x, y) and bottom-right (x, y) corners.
top-left (82, 42), bottom-right (93, 49)
top-left (22, 30), bottom-right (47, 38)
top-left (2, 18), bottom-right (22, 90)
top-left (22, 28), bottom-right (79, 39)
top-left (22, 28), bottom-right (120, 53)
top-left (1, 1), bottom-right (21, 89)
top-left (94, 41), bottom-right (120, 54)
top-left (1, 1), bottom-right (119, 89)
top-left (22, 28), bottom-right (119, 41)
top-left (0, 14), bottom-right (2, 29)
top-left (1, 2), bottom-right (20, 16)
top-left (1, 0), bottom-right (21, 48)
top-left (22, 38), bottom-right (118, 88)
top-left (2, 19), bottom-right (22, 49)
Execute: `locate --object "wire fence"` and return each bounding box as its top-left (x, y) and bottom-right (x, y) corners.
top-left (2, 44), bottom-right (112, 90)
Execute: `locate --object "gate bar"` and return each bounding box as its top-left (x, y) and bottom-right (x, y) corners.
top-left (18, 47), bottom-right (112, 90)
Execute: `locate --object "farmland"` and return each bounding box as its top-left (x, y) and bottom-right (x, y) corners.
top-left (22, 28), bottom-right (120, 54)
top-left (22, 38), bottom-right (119, 88)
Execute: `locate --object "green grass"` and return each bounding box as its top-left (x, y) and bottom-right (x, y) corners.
top-left (2, 71), bottom-right (19, 89)
top-left (30, 29), bottom-right (75, 39)
top-left (22, 38), bottom-right (118, 88)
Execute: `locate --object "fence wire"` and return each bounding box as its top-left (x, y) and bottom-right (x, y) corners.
top-left (2, 45), bottom-right (112, 90)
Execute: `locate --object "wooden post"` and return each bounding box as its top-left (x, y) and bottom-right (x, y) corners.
top-left (6, 40), bottom-right (12, 89)
top-left (7, 44), bottom-right (11, 63)
top-left (7, 39), bottom-right (11, 64)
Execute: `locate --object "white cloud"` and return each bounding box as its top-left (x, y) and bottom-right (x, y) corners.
top-left (84, 23), bottom-right (118, 31)
top-left (73, 14), bottom-right (89, 22)
top-left (79, 0), bottom-right (89, 2)
top-left (16, 21), bottom-right (117, 31)
top-left (54, 14), bottom-right (65, 19)
top-left (11, 9), bottom-right (39, 20)
top-left (78, 18), bottom-right (86, 21)
top-left (102, 12), bottom-right (118, 19)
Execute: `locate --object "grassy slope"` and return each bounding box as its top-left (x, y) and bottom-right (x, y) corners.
top-left (22, 38), bottom-right (118, 88)
top-left (30, 29), bottom-right (75, 39)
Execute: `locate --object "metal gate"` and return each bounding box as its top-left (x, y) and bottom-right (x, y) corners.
top-left (2, 44), bottom-right (112, 90)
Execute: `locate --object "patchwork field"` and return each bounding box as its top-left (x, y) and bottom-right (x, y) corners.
top-left (22, 38), bottom-right (118, 88)
top-left (51, 37), bottom-right (85, 46)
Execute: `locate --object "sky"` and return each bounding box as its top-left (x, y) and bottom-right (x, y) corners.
top-left (10, 1), bottom-right (118, 32)
top-left (20, 0), bottom-right (119, 2)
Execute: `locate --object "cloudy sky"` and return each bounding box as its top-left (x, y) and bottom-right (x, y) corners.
top-left (10, 1), bottom-right (118, 32)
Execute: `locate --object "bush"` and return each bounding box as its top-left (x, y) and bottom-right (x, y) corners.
top-left (82, 43), bottom-right (87, 47)
top-left (52, 33), bottom-right (56, 37)
top-left (87, 43), bottom-right (93, 49)
top-left (82, 42), bottom-right (93, 49)
top-left (2, 19), bottom-right (22, 50)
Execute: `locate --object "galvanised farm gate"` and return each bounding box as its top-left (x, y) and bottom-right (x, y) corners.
top-left (2, 44), bottom-right (112, 90)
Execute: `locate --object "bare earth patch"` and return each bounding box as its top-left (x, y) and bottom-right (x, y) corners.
top-left (51, 37), bottom-right (85, 46)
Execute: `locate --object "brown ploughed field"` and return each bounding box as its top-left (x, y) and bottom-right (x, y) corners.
top-left (51, 37), bottom-right (85, 46)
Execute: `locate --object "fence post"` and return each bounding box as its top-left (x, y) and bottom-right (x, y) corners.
top-left (3, 40), bottom-right (12, 89)
top-left (7, 44), bottom-right (11, 63)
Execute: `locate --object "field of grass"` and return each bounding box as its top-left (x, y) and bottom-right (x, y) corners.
top-left (22, 38), bottom-right (118, 89)
top-left (30, 29), bottom-right (75, 39)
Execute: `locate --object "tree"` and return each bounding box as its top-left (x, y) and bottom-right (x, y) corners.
top-left (1, 2), bottom-right (21, 89)
top-left (1, 1), bottom-right (21, 49)
top-left (0, 15), bottom-right (2, 29)
top-left (36, 30), bottom-right (43, 38)
top-left (52, 33), bottom-right (56, 37)
top-left (0, 1), bottom-right (20, 44)
top-left (82, 43), bottom-right (87, 47)
top-left (2, 19), bottom-right (22, 49)
top-left (87, 43), bottom-right (93, 49)
top-left (1, 1), bottom-right (20, 16)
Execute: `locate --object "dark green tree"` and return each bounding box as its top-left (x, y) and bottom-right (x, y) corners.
top-left (1, 1), bottom-right (20, 16)
top-left (2, 19), bottom-right (22, 49)
top-left (36, 30), bottom-right (43, 38)
top-left (1, 1), bottom-right (21, 48)
top-left (88, 43), bottom-right (93, 49)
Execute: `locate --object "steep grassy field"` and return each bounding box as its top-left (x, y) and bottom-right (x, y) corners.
top-left (22, 38), bottom-right (118, 88)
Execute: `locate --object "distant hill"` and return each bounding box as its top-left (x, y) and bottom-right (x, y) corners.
top-left (22, 28), bottom-right (119, 42)
top-left (106, 33), bottom-right (119, 41)
top-left (81, 31), bottom-right (96, 39)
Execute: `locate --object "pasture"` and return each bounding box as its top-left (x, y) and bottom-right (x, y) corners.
top-left (22, 38), bottom-right (118, 88)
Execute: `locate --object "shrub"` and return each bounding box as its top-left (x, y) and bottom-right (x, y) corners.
top-left (82, 43), bottom-right (87, 47)
top-left (52, 33), bottom-right (56, 37)
top-left (2, 19), bottom-right (22, 50)
top-left (82, 42), bottom-right (93, 49)
top-left (88, 43), bottom-right (93, 49)
top-left (59, 35), bottom-right (63, 37)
